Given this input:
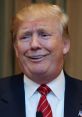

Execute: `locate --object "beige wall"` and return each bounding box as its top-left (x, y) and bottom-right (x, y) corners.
top-left (15, 0), bottom-right (32, 12)
top-left (65, 0), bottom-right (82, 79)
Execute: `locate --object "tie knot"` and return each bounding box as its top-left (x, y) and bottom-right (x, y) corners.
top-left (38, 84), bottom-right (51, 96)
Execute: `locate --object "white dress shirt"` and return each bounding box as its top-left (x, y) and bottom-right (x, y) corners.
top-left (24, 70), bottom-right (65, 117)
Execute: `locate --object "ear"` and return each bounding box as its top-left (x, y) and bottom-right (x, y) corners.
top-left (63, 39), bottom-right (70, 54)
top-left (14, 43), bottom-right (19, 57)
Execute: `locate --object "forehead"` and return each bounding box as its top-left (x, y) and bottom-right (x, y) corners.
top-left (18, 18), bottom-right (61, 33)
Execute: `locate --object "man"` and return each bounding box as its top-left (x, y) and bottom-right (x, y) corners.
top-left (0, 3), bottom-right (82, 117)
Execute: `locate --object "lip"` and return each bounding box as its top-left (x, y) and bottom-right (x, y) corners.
top-left (27, 54), bottom-right (48, 62)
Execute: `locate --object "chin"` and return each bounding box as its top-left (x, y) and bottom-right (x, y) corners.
top-left (31, 68), bottom-right (47, 75)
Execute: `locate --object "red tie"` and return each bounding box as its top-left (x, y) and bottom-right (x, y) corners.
top-left (37, 84), bottom-right (52, 117)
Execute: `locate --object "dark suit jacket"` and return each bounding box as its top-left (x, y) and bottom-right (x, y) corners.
top-left (0, 73), bottom-right (82, 117)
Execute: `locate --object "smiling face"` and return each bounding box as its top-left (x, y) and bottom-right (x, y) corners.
top-left (14, 18), bottom-right (70, 84)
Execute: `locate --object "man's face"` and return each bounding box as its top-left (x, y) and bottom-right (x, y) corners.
top-left (14, 18), bottom-right (70, 84)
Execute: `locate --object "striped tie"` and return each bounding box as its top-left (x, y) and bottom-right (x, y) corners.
top-left (37, 84), bottom-right (52, 117)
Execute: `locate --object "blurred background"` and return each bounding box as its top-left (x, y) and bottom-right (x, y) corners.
top-left (0, 0), bottom-right (82, 80)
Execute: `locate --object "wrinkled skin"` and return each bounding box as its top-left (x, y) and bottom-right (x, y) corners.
top-left (14, 18), bottom-right (70, 84)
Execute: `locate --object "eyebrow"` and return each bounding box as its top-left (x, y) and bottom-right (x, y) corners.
top-left (37, 29), bottom-right (48, 33)
top-left (19, 31), bottom-right (33, 37)
top-left (20, 28), bottom-right (49, 34)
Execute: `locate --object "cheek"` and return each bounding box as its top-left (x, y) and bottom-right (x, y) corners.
top-left (16, 43), bottom-right (29, 56)
top-left (44, 39), bottom-right (63, 53)
top-left (50, 42), bottom-right (64, 63)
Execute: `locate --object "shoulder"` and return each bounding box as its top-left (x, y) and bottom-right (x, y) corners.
top-left (0, 73), bottom-right (23, 82)
top-left (65, 73), bottom-right (82, 84)
top-left (65, 72), bottom-right (82, 93)
top-left (0, 73), bottom-right (24, 93)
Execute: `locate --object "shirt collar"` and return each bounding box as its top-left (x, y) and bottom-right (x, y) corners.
top-left (24, 70), bottom-right (65, 100)
top-left (47, 70), bottom-right (65, 100)
top-left (24, 76), bottom-right (40, 99)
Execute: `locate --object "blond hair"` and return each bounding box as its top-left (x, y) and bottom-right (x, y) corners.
top-left (12, 3), bottom-right (69, 42)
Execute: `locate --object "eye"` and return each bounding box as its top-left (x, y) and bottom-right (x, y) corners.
top-left (39, 31), bottom-right (51, 39)
top-left (20, 32), bottom-right (32, 40)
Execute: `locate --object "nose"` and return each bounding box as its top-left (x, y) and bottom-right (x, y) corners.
top-left (30, 33), bottom-right (41, 49)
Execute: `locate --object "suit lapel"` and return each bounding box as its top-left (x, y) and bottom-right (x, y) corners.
top-left (0, 73), bottom-right (82, 117)
top-left (64, 74), bottom-right (82, 117)
top-left (0, 74), bottom-right (26, 117)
